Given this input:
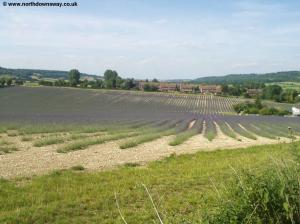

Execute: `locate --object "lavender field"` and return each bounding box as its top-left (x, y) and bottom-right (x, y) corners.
top-left (0, 86), bottom-right (299, 177)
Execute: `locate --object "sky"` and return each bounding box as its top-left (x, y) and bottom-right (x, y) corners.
top-left (1, 0), bottom-right (300, 79)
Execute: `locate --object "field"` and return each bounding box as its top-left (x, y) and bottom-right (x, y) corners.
top-left (267, 81), bottom-right (300, 91)
top-left (0, 86), bottom-right (300, 178)
top-left (1, 86), bottom-right (300, 223)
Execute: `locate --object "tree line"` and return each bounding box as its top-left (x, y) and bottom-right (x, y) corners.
top-left (0, 75), bottom-right (23, 88)
top-left (233, 98), bottom-right (290, 116)
top-left (38, 69), bottom-right (141, 90)
top-left (222, 83), bottom-right (300, 104)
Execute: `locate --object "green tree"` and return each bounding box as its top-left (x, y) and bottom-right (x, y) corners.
top-left (254, 97), bottom-right (263, 109)
top-left (68, 69), bottom-right (80, 87)
top-left (54, 79), bottom-right (67, 87)
top-left (263, 85), bottom-right (282, 101)
top-left (0, 77), bottom-right (5, 87)
top-left (121, 78), bottom-right (135, 90)
top-left (80, 79), bottom-right (89, 88)
top-left (90, 79), bottom-right (104, 89)
top-left (143, 83), bottom-right (158, 92)
top-left (104, 70), bottom-right (119, 88)
top-left (6, 77), bottom-right (13, 86)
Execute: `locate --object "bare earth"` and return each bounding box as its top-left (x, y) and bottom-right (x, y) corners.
top-left (0, 126), bottom-right (289, 179)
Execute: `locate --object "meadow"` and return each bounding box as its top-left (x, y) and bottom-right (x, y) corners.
top-left (0, 141), bottom-right (299, 223)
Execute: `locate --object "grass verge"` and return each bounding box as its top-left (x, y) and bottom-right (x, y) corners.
top-left (0, 142), bottom-right (298, 223)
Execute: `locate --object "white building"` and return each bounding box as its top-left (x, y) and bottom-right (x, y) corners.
top-left (292, 107), bottom-right (300, 116)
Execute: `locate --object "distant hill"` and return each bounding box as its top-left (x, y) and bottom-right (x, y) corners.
top-left (0, 66), bottom-right (99, 80)
top-left (192, 71), bottom-right (300, 84)
top-left (164, 79), bottom-right (192, 83)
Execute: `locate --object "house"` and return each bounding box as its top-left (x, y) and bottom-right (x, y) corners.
top-left (138, 81), bottom-right (159, 90)
top-left (246, 89), bottom-right (263, 97)
top-left (159, 83), bottom-right (177, 92)
top-left (200, 85), bottom-right (222, 94)
top-left (292, 107), bottom-right (300, 116)
top-left (179, 84), bottom-right (198, 93)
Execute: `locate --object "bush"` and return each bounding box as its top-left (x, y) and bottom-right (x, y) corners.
top-left (54, 79), bottom-right (68, 86)
top-left (247, 107), bottom-right (259, 114)
top-left (71, 165), bottom-right (85, 171)
top-left (233, 101), bottom-right (290, 116)
top-left (208, 162), bottom-right (300, 224)
top-left (259, 107), bottom-right (274, 115)
top-left (38, 80), bottom-right (53, 86)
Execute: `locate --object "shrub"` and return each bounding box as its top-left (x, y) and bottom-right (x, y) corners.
top-left (71, 165), bottom-right (85, 171)
top-left (259, 107), bottom-right (274, 115)
top-left (38, 80), bottom-right (53, 86)
top-left (208, 162), bottom-right (300, 223)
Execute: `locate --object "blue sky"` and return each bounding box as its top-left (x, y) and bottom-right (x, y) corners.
top-left (1, 0), bottom-right (300, 79)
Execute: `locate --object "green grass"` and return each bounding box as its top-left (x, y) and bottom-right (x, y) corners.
top-left (0, 139), bottom-right (11, 146)
top-left (230, 123), bottom-right (257, 140)
top-left (58, 132), bottom-right (139, 153)
top-left (70, 165), bottom-right (85, 171)
top-left (267, 81), bottom-right (300, 91)
top-left (33, 136), bottom-right (65, 147)
top-left (120, 133), bottom-right (162, 149)
top-left (21, 136), bottom-right (33, 142)
top-left (244, 123), bottom-right (277, 139)
top-left (0, 145), bottom-right (17, 154)
top-left (0, 142), bottom-right (299, 223)
top-left (169, 129), bottom-right (198, 146)
top-left (0, 139), bottom-right (17, 154)
top-left (120, 129), bottom-right (176, 149)
top-left (6, 130), bottom-right (19, 137)
top-left (205, 130), bottom-right (216, 141)
top-left (209, 161), bottom-right (300, 223)
top-left (218, 122), bottom-right (238, 139)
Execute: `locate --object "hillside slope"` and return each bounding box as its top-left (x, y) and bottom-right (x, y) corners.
top-left (192, 71), bottom-right (300, 84)
top-left (0, 66), bottom-right (97, 80)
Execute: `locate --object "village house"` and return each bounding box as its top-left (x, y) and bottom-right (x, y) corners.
top-left (159, 83), bottom-right (177, 92)
top-left (179, 84), bottom-right (198, 93)
top-left (246, 89), bottom-right (263, 97)
top-left (138, 81), bottom-right (159, 90)
top-left (200, 85), bottom-right (222, 94)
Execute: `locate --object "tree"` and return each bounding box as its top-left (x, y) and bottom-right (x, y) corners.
top-left (38, 80), bottom-right (53, 86)
top-left (121, 78), bottom-right (135, 90)
top-left (90, 79), bottom-right (104, 89)
top-left (0, 77), bottom-right (5, 87)
top-left (143, 83), bottom-right (158, 91)
top-left (6, 77), bottom-right (13, 86)
top-left (152, 78), bottom-right (159, 82)
top-left (254, 97), bottom-right (263, 109)
top-left (15, 79), bottom-right (24, 86)
top-left (263, 85), bottom-right (282, 101)
top-left (80, 79), bottom-right (89, 88)
top-left (54, 79), bottom-right (67, 87)
top-left (68, 69), bottom-right (80, 87)
top-left (104, 69), bottom-right (119, 89)
top-left (284, 89), bottom-right (298, 103)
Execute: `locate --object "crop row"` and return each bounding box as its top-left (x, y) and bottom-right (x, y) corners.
top-left (1, 114), bottom-right (299, 154)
